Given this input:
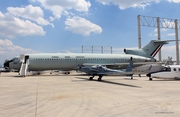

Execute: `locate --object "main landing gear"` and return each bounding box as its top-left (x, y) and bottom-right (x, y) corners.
top-left (89, 75), bottom-right (95, 80)
top-left (147, 74), bottom-right (153, 81)
top-left (89, 75), bottom-right (103, 81)
top-left (149, 77), bottom-right (152, 81)
top-left (98, 75), bottom-right (103, 81)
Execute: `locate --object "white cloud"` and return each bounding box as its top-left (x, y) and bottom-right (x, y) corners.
top-left (0, 39), bottom-right (38, 54)
top-left (149, 27), bottom-right (176, 37)
top-left (96, 0), bottom-right (161, 9)
top-left (96, 0), bottom-right (180, 9)
top-left (167, 0), bottom-right (180, 3)
top-left (167, 33), bottom-right (175, 36)
top-left (45, 0), bottom-right (91, 11)
top-left (0, 39), bottom-right (39, 63)
top-left (7, 4), bottom-right (53, 27)
top-left (0, 11), bottom-right (45, 38)
top-left (0, 39), bottom-right (13, 47)
top-left (65, 16), bottom-right (102, 36)
top-left (66, 51), bottom-right (73, 53)
top-left (30, 0), bottom-right (91, 20)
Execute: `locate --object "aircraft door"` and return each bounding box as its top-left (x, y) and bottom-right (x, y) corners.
top-left (24, 55), bottom-right (29, 64)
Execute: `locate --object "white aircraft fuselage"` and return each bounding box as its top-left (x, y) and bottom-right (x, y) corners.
top-left (150, 65), bottom-right (180, 79)
top-left (9, 53), bottom-right (150, 71)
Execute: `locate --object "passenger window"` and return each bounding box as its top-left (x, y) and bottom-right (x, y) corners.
top-left (173, 68), bottom-right (176, 71)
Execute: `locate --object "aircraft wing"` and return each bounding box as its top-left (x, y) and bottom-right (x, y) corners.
top-left (95, 70), bottom-right (133, 75)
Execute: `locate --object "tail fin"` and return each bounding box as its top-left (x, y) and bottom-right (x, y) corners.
top-left (142, 40), bottom-right (170, 58)
top-left (124, 40), bottom-right (175, 58)
top-left (125, 62), bottom-right (133, 72)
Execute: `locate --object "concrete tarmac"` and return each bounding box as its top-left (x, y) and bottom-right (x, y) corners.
top-left (0, 72), bottom-right (180, 117)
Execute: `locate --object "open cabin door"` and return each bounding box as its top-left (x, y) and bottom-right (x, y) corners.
top-left (19, 54), bottom-right (29, 77)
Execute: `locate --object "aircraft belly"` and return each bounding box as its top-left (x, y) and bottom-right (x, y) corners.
top-left (151, 72), bottom-right (180, 79)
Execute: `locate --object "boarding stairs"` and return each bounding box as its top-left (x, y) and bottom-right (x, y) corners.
top-left (19, 54), bottom-right (29, 77)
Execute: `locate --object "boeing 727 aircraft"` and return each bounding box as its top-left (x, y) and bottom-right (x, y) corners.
top-left (4, 40), bottom-right (174, 77)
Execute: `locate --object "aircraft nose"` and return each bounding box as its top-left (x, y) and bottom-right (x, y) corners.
top-left (4, 60), bottom-right (10, 69)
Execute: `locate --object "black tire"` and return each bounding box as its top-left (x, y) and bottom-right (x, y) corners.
top-left (89, 77), bottom-right (93, 80)
top-left (98, 78), bottom-right (101, 81)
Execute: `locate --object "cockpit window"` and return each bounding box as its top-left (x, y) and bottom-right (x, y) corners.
top-left (11, 58), bottom-right (16, 61)
top-left (163, 67), bottom-right (171, 72)
top-left (10, 57), bottom-right (19, 62)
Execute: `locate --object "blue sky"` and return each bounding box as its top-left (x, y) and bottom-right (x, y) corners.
top-left (0, 0), bottom-right (180, 64)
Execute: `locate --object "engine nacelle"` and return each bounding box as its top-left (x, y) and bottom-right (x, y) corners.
top-left (124, 48), bottom-right (146, 56)
top-left (131, 56), bottom-right (151, 62)
top-left (124, 48), bottom-right (156, 62)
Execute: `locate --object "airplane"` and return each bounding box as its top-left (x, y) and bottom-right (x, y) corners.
top-left (133, 63), bottom-right (162, 76)
top-left (78, 62), bottom-right (133, 81)
top-left (3, 40), bottom-right (174, 77)
top-left (147, 65), bottom-right (180, 80)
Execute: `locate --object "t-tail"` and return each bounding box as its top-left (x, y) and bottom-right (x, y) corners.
top-left (124, 40), bottom-right (175, 61)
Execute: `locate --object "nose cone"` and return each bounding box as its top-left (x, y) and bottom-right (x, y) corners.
top-left (4, 60), bottom-right (10, 68)
top-left (3, 60), bottom-right (12, 72)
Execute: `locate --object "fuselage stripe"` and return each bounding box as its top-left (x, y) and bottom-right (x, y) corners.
top-left (151, 45), bottom-right (162, 57)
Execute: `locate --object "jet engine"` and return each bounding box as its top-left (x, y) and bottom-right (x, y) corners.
top-left (124, 48), bottom-right (155, 62)
top-left (132, 56), bottom-right (151, 62)
top-left (124, 49), bottom-right (146, 57)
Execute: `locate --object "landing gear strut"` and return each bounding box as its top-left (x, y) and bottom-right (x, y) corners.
top-left (149, 77), bottom-right (152, 81)
top-left (147, 74), bottom-right (152, 81)
top-left (89, 75), bottom-right (95, 80)
top-left (98, 75), bottom-right (103, 81)
top-left (89, 75), bottom-right (103, 81)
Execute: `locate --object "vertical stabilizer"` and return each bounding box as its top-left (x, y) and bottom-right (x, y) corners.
top-left (142, 40), bottom-right (169, 58)
top-left (125, 62), bottom-right (133, 72)
top-left (124, 40), bottom-right (175, 59)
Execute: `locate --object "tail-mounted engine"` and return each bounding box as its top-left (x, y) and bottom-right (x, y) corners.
top-left (130, 56), bottom-right (151, 62)
top-left (124, 48), bottom-right (147, 57)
